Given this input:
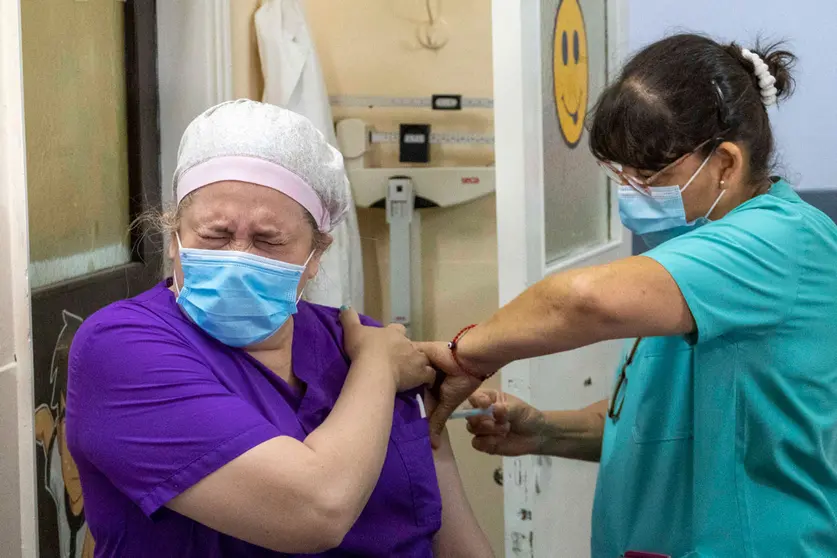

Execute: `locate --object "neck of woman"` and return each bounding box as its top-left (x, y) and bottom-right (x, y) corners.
top-left (245, 318), bottom-right (297, 385)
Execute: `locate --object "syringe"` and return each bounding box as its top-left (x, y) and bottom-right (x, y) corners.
top-left (448, 405), bottom-right (495, 420)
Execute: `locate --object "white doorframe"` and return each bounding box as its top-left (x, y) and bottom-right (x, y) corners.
top-left (0, 1), bottom-right (38, 556)
top-left (0, 3), bottom-right (235, 554)
top-left (493, 0), bottom-right (629, 555)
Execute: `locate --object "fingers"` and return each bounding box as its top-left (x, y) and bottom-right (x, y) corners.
top-left (467, 390), bottom-right (509, 422)
top-left (490, 400), bottom-right (510, 425)
top-left (428, 394), bottom-right (460, 443)
top-left (471, 435), bottom-right (529, 456)
top-left (339, 306), bottom-right (361, 328)
top-left (413, 341), bottom-right (439, 356)
top-left (415, 341), bottom-right (461, 376)
top-left (468, 389), bottom-right (499, 408)
top-left (466, 415), bottom-right (511, 436)
top-left (428, 377), bottom-right (477, 442)
top-left (471, 435), bottom-right (505, 455)
top-left (423, 365), bottom-right (437, 386)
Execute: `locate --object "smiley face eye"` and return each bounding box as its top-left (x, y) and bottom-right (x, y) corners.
top-left (573, 30), bottom-right (580, 64)
top-left (562, 31), bottom-right (568, 66)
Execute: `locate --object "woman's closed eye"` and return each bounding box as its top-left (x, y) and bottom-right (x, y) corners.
top-left (256, 238), bottom-right (285, 247)
top-left (197, 233), bottom-right (231, 245)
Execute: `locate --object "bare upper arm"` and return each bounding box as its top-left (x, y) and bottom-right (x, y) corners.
top-left (432, 429), bottom-right (494, 558)
top-left (167, 436), bottom-right (348, 553)
top-left (570, 255), bottom-right (695, 341)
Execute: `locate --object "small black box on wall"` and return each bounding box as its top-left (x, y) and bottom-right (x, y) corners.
top-left (432, 94), bottom-right (463, 110)
top-left (399, 124), bottom-right (431, 163)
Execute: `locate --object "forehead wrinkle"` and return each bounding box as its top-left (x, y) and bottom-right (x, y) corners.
top-left (184, 181), bottom-right (313, 238)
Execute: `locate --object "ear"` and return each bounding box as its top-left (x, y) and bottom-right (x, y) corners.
top-left (306, 233), bottom-right (333, 280)
top-left (168, 231), bottom-right (179, 261)
top-left (714, 141), bottom-right (747, 190)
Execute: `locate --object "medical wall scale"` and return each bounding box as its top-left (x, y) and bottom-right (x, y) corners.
top-left (335, 101), bottom-right (495, 340)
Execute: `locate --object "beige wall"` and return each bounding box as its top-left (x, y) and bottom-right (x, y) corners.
top-left (230, 0), bottom-right (503, 554)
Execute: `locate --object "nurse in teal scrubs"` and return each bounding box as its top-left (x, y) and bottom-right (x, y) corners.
top-left (418, 34), bottom-right (837, 557)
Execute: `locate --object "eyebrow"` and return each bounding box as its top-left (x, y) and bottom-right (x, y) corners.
top-left (194, 220), bottom-right (233, 233)
top-left (252, 225), bottom-right (284, 235)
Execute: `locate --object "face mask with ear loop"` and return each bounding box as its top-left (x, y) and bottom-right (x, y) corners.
top-left (173, 233), bottom-right (315, 347)
top-left (617, 151), bottom-right (726, 249)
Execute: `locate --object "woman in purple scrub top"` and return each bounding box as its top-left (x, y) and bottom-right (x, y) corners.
top-left (66, 100), bottom-right (492, 557)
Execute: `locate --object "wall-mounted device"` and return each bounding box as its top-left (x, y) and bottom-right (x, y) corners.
top-left (336, 116), bottom-right (495, 340)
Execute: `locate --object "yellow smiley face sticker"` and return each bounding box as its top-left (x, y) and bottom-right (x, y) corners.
top-left (553, 0), bottom-right (588, 147)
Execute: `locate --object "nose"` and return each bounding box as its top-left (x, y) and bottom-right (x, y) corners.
top-left (227, 238), bottom-right (256, 253)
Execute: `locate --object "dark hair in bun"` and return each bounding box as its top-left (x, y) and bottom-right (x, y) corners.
top-left (589, 33), bottom-right (797, 186)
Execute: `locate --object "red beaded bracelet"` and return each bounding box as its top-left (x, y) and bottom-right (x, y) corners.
top-left (448, 324), bottom-right (495, 380)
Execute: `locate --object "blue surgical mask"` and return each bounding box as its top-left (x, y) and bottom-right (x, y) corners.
top-left (174, 235), bottom-right (313, 347)
top-left (617, 153), bottom-right (725, 249)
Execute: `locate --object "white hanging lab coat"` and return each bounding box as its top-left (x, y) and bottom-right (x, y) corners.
top-left (255, 0), bottom-right (364, 312)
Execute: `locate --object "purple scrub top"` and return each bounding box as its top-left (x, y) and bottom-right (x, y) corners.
top-left (66, 281), bottom-right (442, 557)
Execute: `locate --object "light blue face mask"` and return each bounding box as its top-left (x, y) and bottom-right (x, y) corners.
top-left (617, 152), bottom-right (725, 249)
top-left (174, 235), bottom-right (313, 347)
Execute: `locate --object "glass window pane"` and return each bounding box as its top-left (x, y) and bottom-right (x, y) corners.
top-left (22, 0), bottom-right (131, 289)
top-left (541, 0), bottom-right (610, 263)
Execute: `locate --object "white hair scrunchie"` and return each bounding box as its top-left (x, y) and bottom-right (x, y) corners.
top-left (740, 48), bottom-right (778, 107)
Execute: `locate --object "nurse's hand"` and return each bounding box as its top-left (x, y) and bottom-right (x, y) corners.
top-left (339, 307), bottom-right (435, 392)
top-left (466, 390), bottom-right (546, 456)
top-left (417, 341), bottom-right (486, 448)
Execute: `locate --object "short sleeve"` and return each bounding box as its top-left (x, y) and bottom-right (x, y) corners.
top-left (66, 307), bottom-right (283, 517)
top-left (645, 204), bottom-right (804, 344)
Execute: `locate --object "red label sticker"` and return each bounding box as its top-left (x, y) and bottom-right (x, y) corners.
top-left (461, 177), bottom-right (480, 184)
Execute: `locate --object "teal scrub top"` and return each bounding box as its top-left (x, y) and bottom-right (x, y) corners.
top-left (591, 180), bottom-right (837, 558)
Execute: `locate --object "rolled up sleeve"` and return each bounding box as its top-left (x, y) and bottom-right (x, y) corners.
top-left (644, 205), bottom-right (804, 344)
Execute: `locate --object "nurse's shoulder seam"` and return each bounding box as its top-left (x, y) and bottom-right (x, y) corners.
top-left (711, 197), bottom-right (807, 247)
top-left (650, 200), bottom-right (806, 260)
top-left (740, 195), bottom-right (833, 258)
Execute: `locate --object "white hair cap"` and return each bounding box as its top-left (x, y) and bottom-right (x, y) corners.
top-left (173, 99), bottom-right (349, 232)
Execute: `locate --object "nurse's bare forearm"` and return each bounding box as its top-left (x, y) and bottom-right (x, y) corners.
top-left (457, 258), bottom-right (694, 375)
top-left (538, 399), bottom-right (607, 462)
top-left (302, 354), bottom-right (397, 525)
